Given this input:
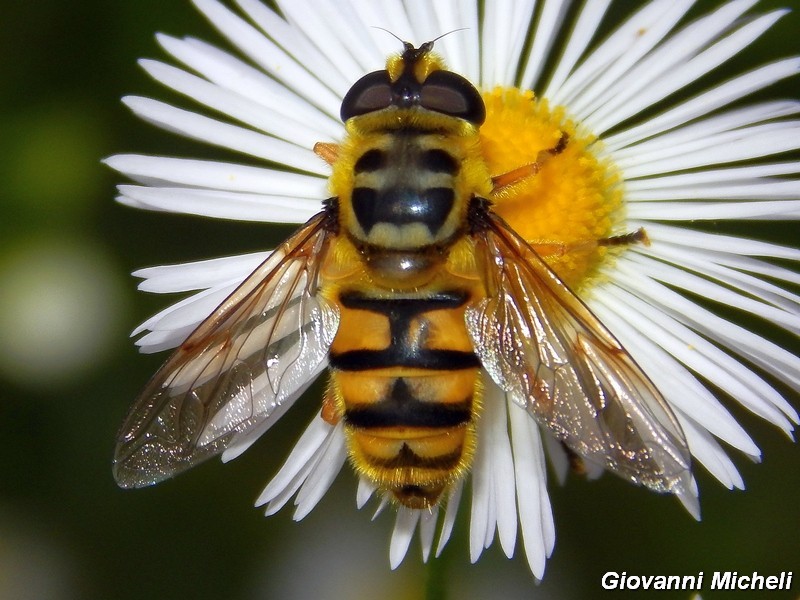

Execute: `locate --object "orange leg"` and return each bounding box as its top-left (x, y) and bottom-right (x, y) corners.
top-left (529, 228), bottom-right (650, 260)
top-left (320, 389), bottom-right (341, 425)
top-left (488, 129), bottom-right (648, 263)
top-left (314, 142), bottom-right (340, 165)
top-left (491, 132), bottom-right (569, 194)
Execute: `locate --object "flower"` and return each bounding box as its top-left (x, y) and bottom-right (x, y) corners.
top-left (107, 0), bottom-right (800, 581)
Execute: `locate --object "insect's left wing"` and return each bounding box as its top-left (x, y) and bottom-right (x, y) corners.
top-left (114, 210), bottom-right (340, 488)
top-left (466, 208), bottom-right (693, 498)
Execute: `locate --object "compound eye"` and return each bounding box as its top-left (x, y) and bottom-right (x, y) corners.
top-left (340, 71), bottom-right (393, 122)
top-left (419, 70), bottom-right (486, 125)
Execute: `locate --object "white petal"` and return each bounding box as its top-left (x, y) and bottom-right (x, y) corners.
top-left (517, 0), bottom-right (570, 90)
top-left (543, 0), bottom-right (612, 97)
top-left (122, 96), bottom-right (325, 174)
top-left (348, 0), bottom-right (414, 59)
top-left (389, 507), bottom-right (419, 569)
top-left (625, 160), bottom-right (800, 194)
top-left (542, 432), bottom-right (569, 486)
top-left (626, 180), bottom-right (800, 201)
top-left (628, 200), bottom-right (800, 221)
top-left (626, 252), bottom-right (799, 333)
top-left (566, 0), bottom-right (698, 120)
top-left (118, 185), bottom-right (321, 222)
top-left (255, 414), bottom-right (333, 507)
top-left (261, 456), bottom-right (315, 517)
top-left (429, 0), bottom-right (480, 83)
top-left (604, 59), bottom-right (800, 151)
top-left (272, 0), bottom-right (376, 86)
top-left (481, 0), bottom-right (529, 88)
top-left (293, 421), bottom-right (347, 520)
top-left (371, 496), bottom-right (390, 520)
top-left (612, 102), bottom-right (800, 166)
top-left (469, 374), bottom-right (517, 561)
top-left (469, 435), bottom-right (491, 561)
top-left (419, 506), bottom-right (439, 563)
top-left (134, 325), bottom-right (198, 354)
top-left (132, 283), bottom-right (237, 338)
top-left (509, 401), bottom-right (554, 580)
top-left (677, 475), bottom-right (701, 520)
top-left (238, 0), bottom-right (355, 93)
top-left (582, 459), bottom-right (606, 481)
top-left (644, 222), bottom-right (800, 262)
top-left (134, 252), bottom-right (270, 294)
top-left (680, 416), bottom-right (746, 491)
top-left (591, 289), bottom-right (760, 456)
top-left (588, 6), bottom-right (785, 132)
top-left (138, 59), bottom-right (329, 149)
top-left (356, 477), bottom-right (377, 509)
top-left (435, 479), bottom-right (463, 557)
top-left (155, 33), bottom-right (342, 137)
top-left (581, 0), bottom-right (757, 123)
top-left (104, 154), bottom-right (326, 196)
top-left (610, 261), bottom-right (799, 430)
top-left (641, 244), bottom-right (800, 323)
top-left (550, 1), bottom-right (693, 108)
top-left (489, 383), bottom-right (518, 558)
top-left (617, 122), bottom-right (800, 178)
top-left (192, 0), bottom-right (341, 118)
top-left (615, 257), bottom-right (800, 400)
top-left (401, 0), bottom-right (442, 56)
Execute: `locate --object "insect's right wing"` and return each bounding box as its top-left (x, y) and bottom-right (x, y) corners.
top-left (113, 209), bottom-right (340, 488)
top-left (466, 209), bottom-right (694, 500)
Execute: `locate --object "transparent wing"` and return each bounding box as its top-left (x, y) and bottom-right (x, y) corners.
top-left (466, 209), bottom-right (692, 496)
top-left (114, 210), bottom-right (340, 488)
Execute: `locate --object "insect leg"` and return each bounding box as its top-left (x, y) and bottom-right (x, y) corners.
top-left (598, 227), bottom-right (650, 248)
top-left (314, 142), bottom-right (340, 165)
top-left (529, 228), bottom-right (650, 260)
top-left (320, 387), bottom-right (342, 425)
top-left (490, 132), bottom-right (569, 194)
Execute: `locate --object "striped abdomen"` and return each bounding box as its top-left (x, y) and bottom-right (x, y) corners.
top-left (328, 286), bottom-right (481, 508)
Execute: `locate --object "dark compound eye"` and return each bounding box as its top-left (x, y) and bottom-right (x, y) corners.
top-left (340, 66), bottom-right (485, 125)
top-left (340, 70), bottom-right (393, 122)
top-left (419, 70), bottom-right (485, 125)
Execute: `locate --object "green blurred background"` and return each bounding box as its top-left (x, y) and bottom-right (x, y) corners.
top-left (0, 1), bottom-right (798, 599)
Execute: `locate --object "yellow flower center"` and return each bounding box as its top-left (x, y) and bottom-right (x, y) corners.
top-left (479, 87), bottom-right (624, 292)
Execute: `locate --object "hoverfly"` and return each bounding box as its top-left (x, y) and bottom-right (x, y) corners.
top-left (114, 39), bottom-right (692, 510)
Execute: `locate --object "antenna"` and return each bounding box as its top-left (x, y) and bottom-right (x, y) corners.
top-left (370, 27), bottom-right (469, 49)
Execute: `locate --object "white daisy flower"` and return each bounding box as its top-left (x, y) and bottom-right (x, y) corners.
top-left (107, 0), bottom-right (800, 581)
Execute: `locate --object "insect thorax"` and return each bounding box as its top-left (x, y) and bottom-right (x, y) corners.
top-left (330, 109), bottom-right (492, 286)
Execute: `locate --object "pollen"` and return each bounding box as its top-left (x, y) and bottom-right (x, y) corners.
top-left (480, 87), bottom-right (624, 292)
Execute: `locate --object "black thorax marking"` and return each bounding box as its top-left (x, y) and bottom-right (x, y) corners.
top-left (350, 133), bottom-right (460, 236)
